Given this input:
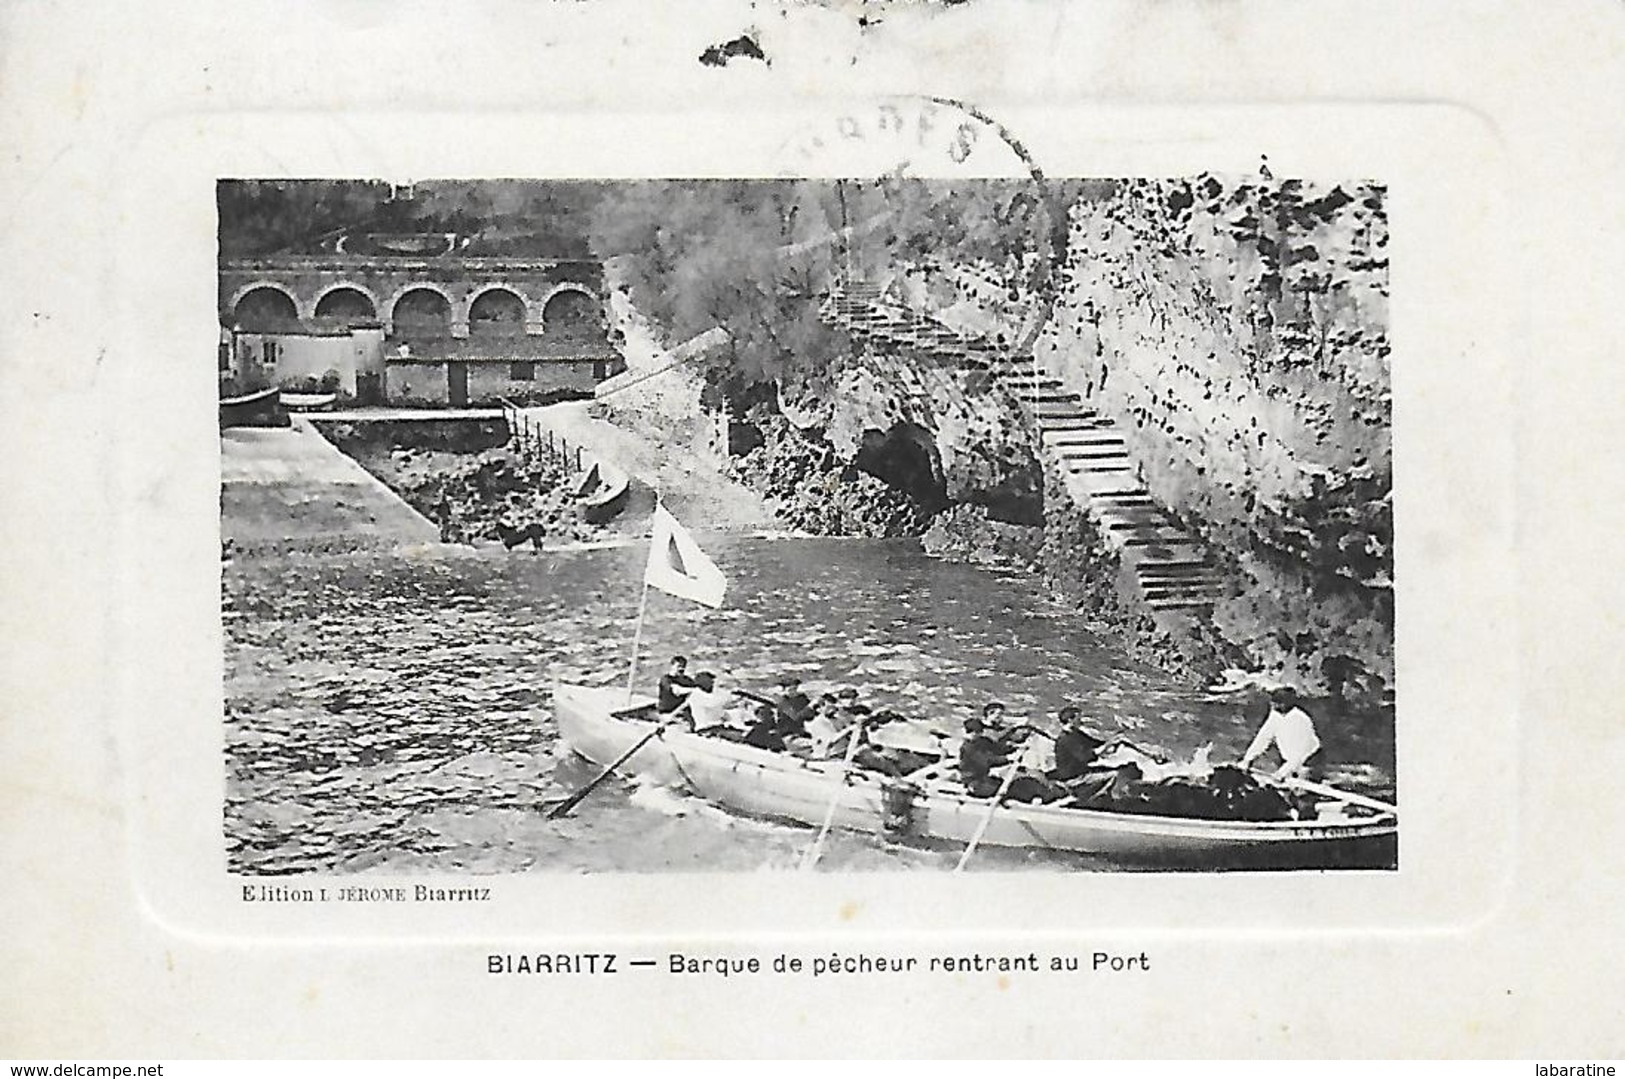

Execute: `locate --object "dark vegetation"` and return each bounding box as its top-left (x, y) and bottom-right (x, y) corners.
top-left (218, 180), bottom-right (602, 258)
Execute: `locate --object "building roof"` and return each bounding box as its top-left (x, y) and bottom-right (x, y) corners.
top-left (386, 335), bottom-right (618, 362)
top-left (227, 316), bottom-right (381, 337)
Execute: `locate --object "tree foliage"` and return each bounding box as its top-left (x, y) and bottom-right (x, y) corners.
top-left (586, 180), bottom-right (852, 404)
top-left (217, 180), bottom-right (602, 258)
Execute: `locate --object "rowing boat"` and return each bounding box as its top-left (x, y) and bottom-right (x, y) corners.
top-left (281, 391), bottom-right (338, 412)
top-left (551, 682), bottom-right (1398, 870)
top-left (573, 459), bottom-right (631, 524)
top-left (219, 386), bottom-right (285, 428)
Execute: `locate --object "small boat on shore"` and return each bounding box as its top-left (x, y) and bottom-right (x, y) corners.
top-left (573, 458), bottom-right (631, 524)
top-left (551, 682), bottom-right (1399, 870)
top-left (281, 391), bottom-right (338, 412)
top-left (219, 386), bottom-right (285, 428)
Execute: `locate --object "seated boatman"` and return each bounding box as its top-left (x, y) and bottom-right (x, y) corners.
top-left (774, 676), bottom-right (816, 738)
top-left (679, 671), bottom-right (732, 732)
top-left (957, 705), bottom-right (1059, 803)
top-left (957, 703), bottom-right (1016, 798)
top-left (738, 675), bottom-right (818, 755)
top-left (848, 707), bottom-right (935, 778)
top-left (742, 703), bottom-right (787, 750)
top-left (657, 655), bottom-right (698, 716)
top-left (1046, 705), bottom-right (1110, 786)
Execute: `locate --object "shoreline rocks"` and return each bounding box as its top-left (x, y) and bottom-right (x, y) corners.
top-left (317, 423), bottom-right (618, 549)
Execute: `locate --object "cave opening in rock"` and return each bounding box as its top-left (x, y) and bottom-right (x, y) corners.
top-left (853, 422), bottom-right (949, 513)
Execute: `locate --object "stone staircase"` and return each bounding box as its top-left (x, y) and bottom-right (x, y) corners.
top-left (822, 281), bottom-right (1227, 612)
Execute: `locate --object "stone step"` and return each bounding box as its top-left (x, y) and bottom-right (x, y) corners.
top-left (1067, 463), bottom-right (1135, 475)
top-left (1046, 431), bottom-right (1125, 445)
top-left (1057, 447), bottom-right (1129, 460)
top-left (1090, 491), bottom-right (1154, 505)
top-left (1106, 522), bottom-right (1177, 538)
top-left (999, 371), bottom-right (1064, 386)
top-left (1121, 534), bottom-right (1205, 549)
top-left (1145, 596), bottom-right (1219, 610)
top-left (1141, 579), bottom-right (1227, 593)
top-left (1037, 414), bottom-right (1110, 429)
top-left (1135, 558), bottom-right (1214, 572)
top-left (1139, 569), bottom-right (1225, 584)
top-left (1100, 506), bottom-right (1165, 522)
top-left (1140, 583), bottom-right (1226, 596)
top-left (1142, 590), bottom-right (1227, 604)
top-left (1113, 522), bottom-right (1187, 536)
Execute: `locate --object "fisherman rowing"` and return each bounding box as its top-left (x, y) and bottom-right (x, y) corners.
top-left (548, 502), bottom-right (1395, 867)
top-left (644, 658), bottom-right (1331, 824)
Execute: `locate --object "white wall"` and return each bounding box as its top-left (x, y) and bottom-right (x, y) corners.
top-left (233, 328), bottom-right (384, 399)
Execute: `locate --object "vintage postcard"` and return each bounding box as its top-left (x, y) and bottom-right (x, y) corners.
top-left (217, 170), bottom-right (1398, 881)
top-left (3, 0), bottom-right (1618, 1061)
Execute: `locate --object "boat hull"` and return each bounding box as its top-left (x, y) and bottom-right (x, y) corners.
top-left (552, 682), bottom-right (1398, 869)
top-left (574, 461), bottom-right (631, 524)
top-left (219, 387), bottom-right (287, 429)
top-left (281, 391), bottom-right (337, 412)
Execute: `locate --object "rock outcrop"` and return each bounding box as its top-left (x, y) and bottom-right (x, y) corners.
top-left (596, 173), bottom-right (1392, 705)
top-left (931, 173), bottom-right (1393, 700)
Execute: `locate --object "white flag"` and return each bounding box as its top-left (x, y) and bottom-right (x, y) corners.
top-left (644, 505), bottom-right (726, 608)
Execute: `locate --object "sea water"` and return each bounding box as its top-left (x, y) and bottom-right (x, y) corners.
top-left (222, 535), bottom-right (1396, 874)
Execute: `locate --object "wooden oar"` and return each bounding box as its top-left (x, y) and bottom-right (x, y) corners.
top-left (1258, 770), bottom-right (1399, 817)
top-left (546, 719), bottom-right (675, 819)
top-left (798, 722), bottom-right (867, 871)
top-left (954, 760), bottom-right (1022, 873)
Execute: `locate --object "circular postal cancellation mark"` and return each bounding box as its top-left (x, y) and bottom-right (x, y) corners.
top-left (773, 94), bottom-right (1068, 354)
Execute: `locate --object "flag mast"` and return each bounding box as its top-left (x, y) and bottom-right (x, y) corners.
top-left (625, 489), bottom-right (725, 705)
top-left (624, 578), bottom-right (652, 705)
top-left (625, 487), bottom-right (660, 705)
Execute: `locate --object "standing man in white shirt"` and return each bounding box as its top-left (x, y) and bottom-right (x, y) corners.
top-left (1240, 687), bottom-right (1323, 780)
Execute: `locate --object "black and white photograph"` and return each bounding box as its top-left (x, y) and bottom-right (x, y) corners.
top-left (218, 172), bottom-right (1396, 875)
top-left (8, 0), bottom-right (1619, 1062)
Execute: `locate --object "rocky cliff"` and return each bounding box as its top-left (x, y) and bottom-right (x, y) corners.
top-left (590, 175), bottom-right (1392, 704)
top-left (916, 174), bottom-right (1393, 701)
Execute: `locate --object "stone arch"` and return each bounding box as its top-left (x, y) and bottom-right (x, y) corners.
top-left (466, 284), bottom-right (529, 336)
top-left (539, 283), bottom-right (602, 335)
top-left (853, 421), bottom-right (949, 514)
top-left (229, 283), bottom-right (301, 329)
top-left (388, 283), bottom-right (457, 336)
top-left (312, 283), bottom-right (381, 326)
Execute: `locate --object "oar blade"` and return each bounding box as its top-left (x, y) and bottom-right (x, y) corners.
top-left (544, 722), bottom-right (669, 820)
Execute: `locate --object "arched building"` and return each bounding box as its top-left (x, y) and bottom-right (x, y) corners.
top-left (219, 231), bottom-right (625, 406)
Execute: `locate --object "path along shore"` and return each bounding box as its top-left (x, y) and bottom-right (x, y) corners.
top-left (220, 418), bottom-right (439, 558)
top-left (220, 404), bottom-right (777, 558)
